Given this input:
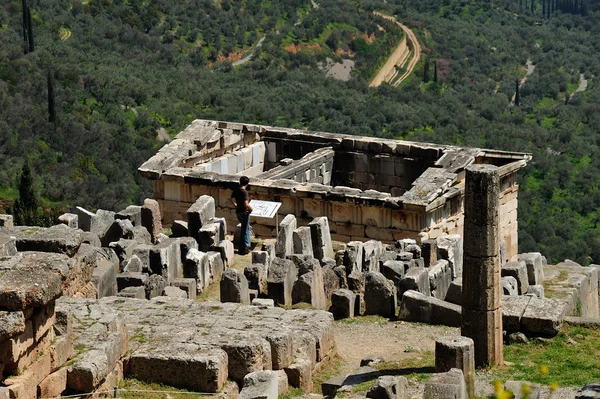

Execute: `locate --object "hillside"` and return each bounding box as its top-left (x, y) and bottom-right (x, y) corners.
top-left (0, 0), bottom-right (599, 264)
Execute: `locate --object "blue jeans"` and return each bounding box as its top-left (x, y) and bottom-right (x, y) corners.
top-left (236, 210), bottom-right (251, 251)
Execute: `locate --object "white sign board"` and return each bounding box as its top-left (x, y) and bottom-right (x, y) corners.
top-left (249, 200), bottom-right (281, 219)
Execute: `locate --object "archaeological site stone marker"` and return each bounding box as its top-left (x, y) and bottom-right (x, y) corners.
top-left (250, 200), bottom-right (282, 235)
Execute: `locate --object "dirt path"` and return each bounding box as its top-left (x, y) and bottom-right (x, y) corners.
top-left (512, 59), bottom-right (535, 103)
top-left (370, 12), bottom-right (422, 88)
top-left (576, 73), bottom-right (588, 93)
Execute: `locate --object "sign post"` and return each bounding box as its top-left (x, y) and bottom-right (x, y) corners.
top-left (249, 200), bottom-right (282, 236)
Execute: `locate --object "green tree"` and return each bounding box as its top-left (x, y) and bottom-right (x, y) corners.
top-left (47, 70), bottom-right (56, 124)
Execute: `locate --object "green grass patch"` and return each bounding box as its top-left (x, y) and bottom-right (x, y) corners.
top-left (494, 325), bottom-right (600, 387)
top-left (337, 315), bottom-right (388, 325)
top-left (312, 353), bottom-right (345, 394)
top-left (0, 186), bottom-right (18, 201)
top-left (279, 387), bottom-right (304, 399)
top-left (118, 377), bottom-right (205, 398)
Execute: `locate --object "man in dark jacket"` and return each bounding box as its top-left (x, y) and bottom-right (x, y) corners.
top-left (230, 176), bottom-right (253, 254)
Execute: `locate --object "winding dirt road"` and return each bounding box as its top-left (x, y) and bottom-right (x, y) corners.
top-left (370, 12), bottom-right (422, 88)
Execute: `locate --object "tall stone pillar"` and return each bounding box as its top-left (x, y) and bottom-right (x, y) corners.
top-left (461, 165), bottom-right (503, 368)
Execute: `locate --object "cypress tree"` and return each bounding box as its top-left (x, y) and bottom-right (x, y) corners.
top-left (18, 162), bottom-right (37, 212)
top-left (515, 79), bottom-right (520, 106)
top-left (531, 0), bottom-right (535, 13)
top-left (433, 60), bottom-right (438, 84)
top-left (26, 3), bottom-right (34, 52)
top-left (423, 57), bottom-right (430, 83)
top-left (21, 0), bottom-right (29, 54)
top-left (47, 70), bottom-right (56, 124)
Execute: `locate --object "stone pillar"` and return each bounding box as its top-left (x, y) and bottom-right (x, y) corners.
top-left (461, 164), bottom-right (503, 368)
top-left (435, 336), bottom-right (475, 399)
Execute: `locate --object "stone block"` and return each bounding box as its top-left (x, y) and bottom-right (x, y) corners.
top-left (220, 269), bottom-right (250, 305)
top-left (323, 265), bottom-right (342, 302)
top-left (38, 367), bottom-right (67, 399)
top-left (344, 241), bottom-right (363, 275)
top-left (199, 222), bottom-right (220, 252)
top-left (284, 356), bottom-right (313, 392)
top-left (0, 235), bottom-right (17, 257)
top-left (93, 260), bottom-right (118, 298)
top-left (526, 285), bottom-right (544, 298)
top-left (502, 276), bottom-right (518, 296)
top-left (252, 298), bottom-right (274, 308)
top-left (502, 261), bottom-right (529, 295)
top-left (178, 236), bottom-right (198, 262)
top-left (240, 370), bottom-right (278, 399)
top-left (518, 253), bottom-right (544, 286)
top-left (3, 348), bottom-right (52, 399)
top-left (429, 260), bottom-right (452, 300)
top-left (217, 240), bottom-right (235, 267)
top-left (101, 219), bottom-right (135, 247)
top-left (367, 376), bottom-right (408, 399)
top-left (308, 217), bottom-right (334, 260)
top-left (117, 286), bottom-right (146, 299)
top-left (330, 289), bottom-right (356, 319)
top-left (11, 224), bottom-right (83, 256)
top-left (265, 330), bottom-right (293, 370)
top-left (461, 308), bottom-right (503, 368)
top-left (58, 213), bottom-right (78, 229)
top-left (399, 267), bottom-right (430, 298)
top-left (251, 251), bottom-right (270, 268)
top-left (365, 272), bottom-right (397, 318)
top-left (149, 238), bottom-right (181, 283)
top-left (207, 251), bottom-right (225, 283)
top-left (171, 220), bottom-right (189, 237)
top-left (504, 381), bottom-right (541, 399)
top-left (115, 205), bottom-right (142, 227)
top-left (163, 286), bottom-right (187, 298)
top-left (187, 195), bottom-right (216, 240)
top-left (292, 269), bottom-right (327, 309)
top-left (576, 383), bottom-right (600, 399)
top-left (128, 343), bottom-right (228, 392)
top-left (0, 214), bottom-right (14, 227)
top-left (267, 258), bottom-right (298, 307)
top-left (398, 290), bottom-right (461, 327)
top-left (0, 310), bottom-right (25, 341)
top-left (436, 235), bottom-right (463, 278)
top-left (123, 255), bottom-right (144, 273)
top-left (245, 264), bottom-right (267, 295)
top-left (145, 274), bottom-right (168, 299)
top-left (276, 215), bottom-right (297, 259)
top-left (292, 227), bottom-right (314, 257)
top-left (170, 278), bottom-right (197, 299)
top-left (521, 297), bottom-right (567, 336)
top-left (141, 199), bottom-right (162, 243)
top-left (435, 336), bottom-right (475, 399)
top-left (424, 369), bottom-right (467, 399)
top-left (444, 278), bottom-right (462, 305)
top-left (183, 249), bottom-right (210, 291)
top-left (0, 264), bottom-right (63, 311)
top-left (363, 240), bottom-right (383, 272)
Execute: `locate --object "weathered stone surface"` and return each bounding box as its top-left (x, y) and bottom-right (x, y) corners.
top-left (330, 289), bottom-right (355, 319)
top-left (444, 278), bottom-right (462, 305)
top-left (245, 264), bottom-right (267, 295)
top-left (267, 258), bottom-right (297, 307)
top-left (308, 217), bottom-right (334, 260)
top-left (518, 253), bottom-right (544, 286)
top-left (163, 286), bottom-right (187, 298)
top-left (207, 251), bottom-right (225, 283)
top-left (252, 251), bottom-right (270, 268)
top-left (171, 278), bottom-right (197, 299)
top-left (502, 295), bottom-right (531, 333)
top-left (117, 286), bottom-right (146, 299)
top-left (141, 199), bottom-right (163, 243)
top-left (381, 260), bottom-right (405, 287)
top-left (0, 310), bottom-right (25, 341)
top-left (129, 342), bottom-right (228, 393)
top-left (101, 219), bottom-right (135, 247)
top-left (508, 332), bottom-right (528, 344)
top-left (123, 255), bottom-right (144, 273)
top-left (287, 255), bottom-right (320, 276)
top-left (75, 207), bottom-right (114, 237)
top-left (344, 241), bottom-right (363, 275)
top-left (221, 268), bottom-right (250, 304)
top-left (109, 239), bottom-right (139, 270)
top-left (461, 308), bottom-right (503, 368)
top-left (0, 235), bottom-right (17, 257)
top-left (398, 290), bottom-right (461, 327)
top-left (435, 336), bottom-right (475, 399)
top-left (8, 224), bottom-right (83, 256)
top-left (429, 260), bottom-right (452, 300)
top-left (321, 366), bottom-right (378, 396)
top-left (217, 240), bottom-right (235, 266)
top-left (502, 276), bottom-right (519, 296)
top-left (183, 249), bottom-right (210, 292)
top-left (92, 260), bottom-right (117, 298)
top-left (252, 298), bottom-right (274, 308)
top-left (0, 214), bottom-right (14, 228)
top-left (436, 235), bottom-right (463, 279)
top-left (292, 227), bottom-right (314, 257)
top-left (363, 240), bottom-right (383, 272)
top-left (115, 205), bottom-right (142, 227)
top-left (284, 356), bottom-right (313, 392)
top-left (521, 297), bottom-right (567, 336)
top-left (576, 383), bottom-right (600, 399)
top-left (187, 195), bottom-right (216, 241)
top-left (38, 367), bottom-right (68, 398)
top-left (116, 272), bottom-right (149, 291)
top-left (399, 267), bottom-right (430, 298)
top-left (178, 236), bottom-right (198, 262)
top-left (145, 274), bottom-right (168, 299)
top-left (502, 261), bottom-right (529, 295)
top-left (276, 215), bottom-right (297, 259)
top-left (364, 272), bottom-right (397, 318)
top-left (462, 254), bottom-right (501, 312)
top-left (367, 376), bottom-right (407, 399)
top-left (292, 268), bottom-right (327, 309)
top-left (265, 330), bottom-right (293, 370)
top-left (240, 370), bottom-right (278, 399)
top-left (199, 222), bottom-right (220, 252)
top-left (58, 213), bottom-right (78, 229)
top-left (171, 220), bottom-right (189, 237)
top-left (424, 369), bottom-right (467, 399)
top-left (526, 285), bottom-right (544, 298)
top-left (149, 238), bottom-right (182, 283)
top-left (504, 381), bottom-right (541, 399)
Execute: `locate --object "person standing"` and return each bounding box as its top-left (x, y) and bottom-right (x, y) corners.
top-left (231, 176), bottom-right (253, 255)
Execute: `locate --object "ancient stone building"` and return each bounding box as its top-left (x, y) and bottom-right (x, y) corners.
top-left (139, 120), bottom-right (530, 262)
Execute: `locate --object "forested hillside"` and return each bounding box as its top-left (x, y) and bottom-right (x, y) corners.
top-left (0, 0), bottom-right (599, 264)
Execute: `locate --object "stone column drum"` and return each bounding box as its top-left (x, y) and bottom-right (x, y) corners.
top-left (461, 164), bottom-right (503, 368)
top-left (435, 336), bottom-right (475, 399)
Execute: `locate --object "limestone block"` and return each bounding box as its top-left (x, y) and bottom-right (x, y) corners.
top-left (276, 215), bottom-right (297, 259)
top-left (364, 272), bottom-right (397, 318)
top-left (308, 217), bottom-right (334, 260)
top-left (217, 240), bottom-right (235, 266)
top-left (118, 286), bottom-right (146, 299)
top-left (251, 250), bottom-right (270, 268)
top-left (183, 249), bottom-right (210, 292)
top-left (518, 253), bottom-right (545, 285)
top-left (0, 214), bottom-right (14, 227)
top-left (330, 289), bottom-right (356, 319)
top-left (461, 308), bottom-right (503, 368)
top-left (187, 195), bottom-right (216, 240)
top-left (462, 254), bottom-right (501, 312)
top-left (163, 286), bottom-right (187, 298)
top-left (367, 376), bottom-right (408, 399)
top-left (0, 235), bottom-right (17, 257)
top-left (398, 290), bottom-right (461, 327)
top-left (292, 226), bottom-right (314, 257)
top-left (0, 264), bottom-right (63, 311)
top-left (576, 383), bottom-right (600, 399)
top-left (101, 219), bottom-right (135, 247)
top-left (521, 297), bottom-right (567, 336)
top-left (93, 260), bottom-right (117, 298)
top-left (170, 278), bottom-right (197, 299)
top-left (178, 236), bottom-right (198, 262)
top-left (3, 348), bottom-right (52, 399)
top-left (405, 244), bottom-right (422, 260)
top-left (421, 239), bottom-right (438, 268)
top-left (502, 261), bottom-right (529, 295)
top-left (502, 276), bottom-right (518, 296)
top-left (38, 367), bottom-right (67, 399)
top-left (363, 240), bottom-right (383, 272)
top-left (444, 278), bottom-right (462, 306)
top-left (0, 311), bottom-right (25, 341)
top-left (58, 213), bottom-right (78, 229)
top-left (11, 224), bottom-right (84, 256)
top-left (171, 220), bottom-right (189, 237)
top-left (211, 217), bottom-right (227, 241)
top-left (424, 369), bottom-right (468, 399)
top-left (436, 235), bottom-right (463, 278)
top-left (284, 355), bottom-right (313, 392)
top-left (220, 268), bottom-right (250, 305)
top-left (502, 295), bottom-right (531, 333)
top-left (435, 336), bottom-right (475, 399)
top-left (128, 343), bottom-right (228, 392)
top-left (381, 260), bottom-right (405, 294)
top-left (199, 222), bottom-right (220, 252)
top-left (428, 260), bottom-right (452, 300)
top-left (399, 267), bottom-right (430, 298)
top-left (145, 274), bottom-right (168, 299)
top-left (252, 298), bottom-right (274, 308)
top-left (141, 199), bottom-right (162, 243)
top-left (292, 269), bottom-right (327, 309)
top-left (115, 205), bottom-right (142, 227)
top-left (245, 264), bottom-right (267, 295)
top-left (109, 239), bottom-right (139, 269)
top-left (240, 370), bottom-right (278, 399)
top-left (323, 265), bottom-right (342, 302)
top-left (207, 251), bottom-right (225, 283)
top-left (265, 330), bottom-right (293, 370)
top-left (267, 258), bottom-right (298, 307)
top-left (344, 241), bottom-right (363, 275)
